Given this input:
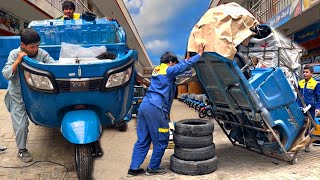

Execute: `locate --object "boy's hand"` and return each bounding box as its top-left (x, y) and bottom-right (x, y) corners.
top-left (186, 52), bottom-right (190, 60)
top-left (197, 43), bottom-right (205, 56)
top-left (316, 109), bottom-right (320, 116)
top-left (17, 51), bottom-right (27, 63)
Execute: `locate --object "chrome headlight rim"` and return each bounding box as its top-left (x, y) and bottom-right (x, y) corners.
top-left (20, 61), bottom-right (58, 94)
top-left (101, 58), bottom-right (134, 91)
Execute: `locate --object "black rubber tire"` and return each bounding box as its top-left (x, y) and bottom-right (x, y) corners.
top-left (118, 122), bottom-right (128, 132)
top-left (75, 144), bottom-right (93, 180)
top-left (174, 143), bottom-right (215, 161)
top-left (175, 119), bottom-right (214, 137)
top-left (170, 155), bottom-right (217, 175)
top-left (198, 110), bottom-right (206, 118)
top-left (173, 133), bottom-right (213, 148)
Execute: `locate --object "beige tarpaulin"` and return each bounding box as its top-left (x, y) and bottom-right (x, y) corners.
top-left (187, 2), bottom-right (259, 60)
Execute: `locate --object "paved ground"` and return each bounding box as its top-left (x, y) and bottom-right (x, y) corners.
top-left (0, 89), bottom-right (320, 179)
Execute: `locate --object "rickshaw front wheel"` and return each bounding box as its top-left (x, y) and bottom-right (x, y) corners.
top-left (75, 144), bottom-right (93, 180)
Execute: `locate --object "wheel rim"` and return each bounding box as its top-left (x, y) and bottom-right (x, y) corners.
top-left (206, 110), bottom-right (212, 117)
top-left (199, 111), bottom-right (206, 118)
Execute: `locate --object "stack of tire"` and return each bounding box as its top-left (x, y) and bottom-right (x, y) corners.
top-left (170, 119), bottom-right (217, 175)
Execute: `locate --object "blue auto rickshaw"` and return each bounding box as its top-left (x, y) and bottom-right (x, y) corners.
top-left (1, 18), bottom-right (137, 179)
top-left (194, 52), bottom-right (305, 163)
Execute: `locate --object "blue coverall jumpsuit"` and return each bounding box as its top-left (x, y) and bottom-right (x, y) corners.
top-left (2, 47), bottom-right (54, 150)
top-left (297, 77), bottom-right (320, 119)
top-left (129, 54), bottom-right (201, 170)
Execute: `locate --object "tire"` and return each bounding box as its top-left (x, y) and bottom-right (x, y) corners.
top-left (173, 133), bottom-right (213, 148)
top-left (198, 110), bottom-right (206, 118)
top-left (75, 144), bottom-right (93, 180)
top-left (118, 122), bottom-right (128, 132)
top-left (170, 155), bottom-right (217, 175)
top-left (175, 119), bottom-right (214, 137)
top-left (206, 109), bottom-right (213, 117)
top-left (174, 143), bottom-right (215, 161)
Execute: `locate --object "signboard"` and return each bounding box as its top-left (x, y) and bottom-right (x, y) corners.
top-left (292, 21), bottom-right (320, 44)
top-left (302, 0), bottom-right (320, 11)
top-left (300, 54), bottom-right (313, 64)
top-left (267, 0), bottom-right (301, 29)
top-left (268, 6), bottom-right (291, 28)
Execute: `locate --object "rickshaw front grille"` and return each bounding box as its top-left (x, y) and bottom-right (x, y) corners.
top-left (56, 78), bottom-right (103, 92)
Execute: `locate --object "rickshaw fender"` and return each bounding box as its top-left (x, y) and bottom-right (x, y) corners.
top-left (61, 110), bottom-right (102, 144)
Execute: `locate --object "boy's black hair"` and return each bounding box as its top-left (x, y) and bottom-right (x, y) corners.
top-left (160, 52), bottom-right (178, 64)
top-left (62, 1), bottom-right (76, 10)
top-left (20, 28), bottom-right (40, 45)
top-left (304, 65), bottom-right (314, 73)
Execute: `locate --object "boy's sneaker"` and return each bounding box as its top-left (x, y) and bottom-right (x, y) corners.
top-left (17, 149), bottom-right (33, 163)
top-left (305, 145), bottom-right (311, 152)
top-left (145, 167), bottom-right (166, 176)
top-left (127, 168), bottom-right (144, 177)
top-left (0, 146), bottom-right (7, 152)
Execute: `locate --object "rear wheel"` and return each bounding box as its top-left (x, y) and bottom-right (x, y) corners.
top-left (75, 144), bottom-right (93, 180)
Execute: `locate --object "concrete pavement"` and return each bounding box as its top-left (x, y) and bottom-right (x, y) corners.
top-left (0, 90), bottom-right (320, 179)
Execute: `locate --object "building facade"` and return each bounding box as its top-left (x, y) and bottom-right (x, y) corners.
top-left (0, 0), bottom-right (103, 36)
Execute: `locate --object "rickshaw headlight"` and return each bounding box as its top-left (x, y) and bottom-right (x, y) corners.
top-left (24, 71), bottom-right (54, 91)
top-left (105, 66), bottom-right (132, 88)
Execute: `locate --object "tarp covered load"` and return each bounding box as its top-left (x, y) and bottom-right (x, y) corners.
top-left (188, 2), bottom-right (303, 86)
top-left (238, 30), bottom-right (303, 87)
top-left (187, 2), bottom-right (259, 60)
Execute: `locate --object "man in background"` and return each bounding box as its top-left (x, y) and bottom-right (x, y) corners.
top-left (57, 1), bottom-right (81, 20)
top-left (297, 65), bottom-right (320, 152)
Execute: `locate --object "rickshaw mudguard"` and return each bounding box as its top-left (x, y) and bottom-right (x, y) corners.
top-left (61, 110), bottom-right (102, 144)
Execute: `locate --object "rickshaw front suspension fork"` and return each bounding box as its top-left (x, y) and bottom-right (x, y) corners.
top-left (91, 141), bottom-right (103, 157)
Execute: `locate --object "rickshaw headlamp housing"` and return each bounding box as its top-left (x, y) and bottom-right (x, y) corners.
top-left (105, 66), bottom-right (132, 88)
top-left (24, 71), bottom-right (54, 91)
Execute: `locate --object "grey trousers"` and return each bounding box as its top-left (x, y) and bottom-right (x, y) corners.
top-left (5, 92), bottom-right (29, 150)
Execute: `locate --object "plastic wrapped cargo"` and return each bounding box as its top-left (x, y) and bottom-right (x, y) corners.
top-left (238, 30), bottom-right (303, 89)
